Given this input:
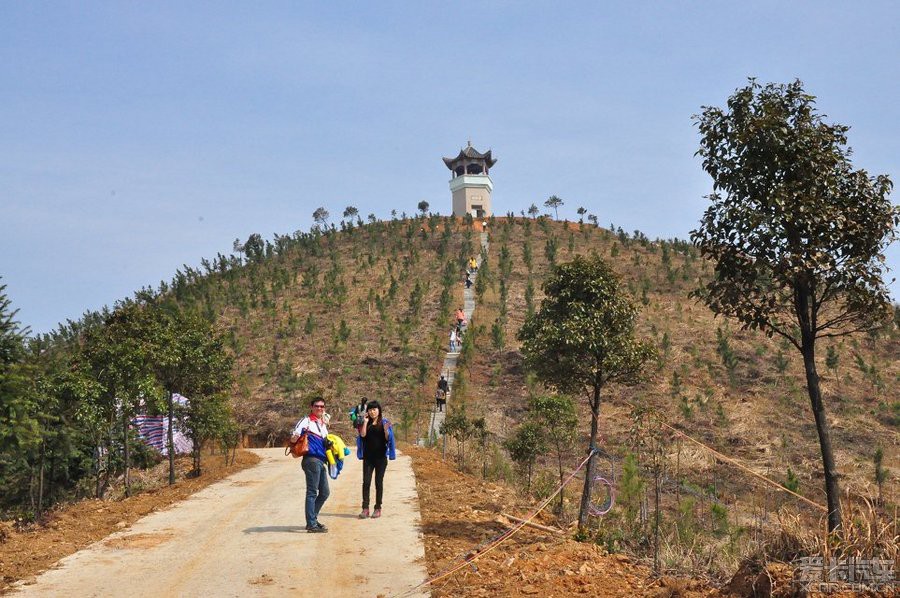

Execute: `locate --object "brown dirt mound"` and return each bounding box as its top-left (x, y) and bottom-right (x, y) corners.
top-left (405, 444), bottom-right (716, 597)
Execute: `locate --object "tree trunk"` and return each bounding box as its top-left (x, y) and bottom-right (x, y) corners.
top-left (654, 464), bottom-right (661, 573)
top-left (95, 444), bottom-right (102, 499)
top-left (797, 287), bottom-right (841, 531)
top-left (802, 341), bottom-right (842, 531)
top-left (37, 443), bottom-right (45, 518)
top-left (122, 408), bottom-right (130, 497)
top-left (557, 444), bottom-right (565, 515)
top-left (578, 387), bottom-right (601, 531)
top-left (167, 392), bottom-right (175, 486)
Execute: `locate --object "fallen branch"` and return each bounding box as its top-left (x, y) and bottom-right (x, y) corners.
top-left (500, 513), bottom-right (564, 534)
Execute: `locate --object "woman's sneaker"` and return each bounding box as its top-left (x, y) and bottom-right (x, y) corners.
top-left (358, 509), bottom-right (370, 519)
top-left (371, 509), bottom-right (382, 519)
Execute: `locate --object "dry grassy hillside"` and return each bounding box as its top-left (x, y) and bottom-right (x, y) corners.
top-left (212, 217), bottom-right (478, 444)
top-left (464, 216), bottom-right (898, 577)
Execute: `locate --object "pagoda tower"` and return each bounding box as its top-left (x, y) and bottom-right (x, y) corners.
top-left (442, 141), bottom-right (496, 218)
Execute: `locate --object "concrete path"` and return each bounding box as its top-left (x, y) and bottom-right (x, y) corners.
top-left (12, 449), bottom-right (428, 598)
top-left (427, 231), bottom-right (489, 443)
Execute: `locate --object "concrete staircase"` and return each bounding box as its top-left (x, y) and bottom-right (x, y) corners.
top-left (425, 231), bottom-right (489, 444)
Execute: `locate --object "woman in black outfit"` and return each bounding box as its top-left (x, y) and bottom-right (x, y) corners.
top-left (357, 400), bottom-right (395, 519)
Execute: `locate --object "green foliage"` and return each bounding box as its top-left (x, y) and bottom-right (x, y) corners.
top-left (490, 318), bottom-right (505, 356)
top-left (774, 349), bottom-right (788, 376)
top-left (519, 256), bottom-right (657, 401)
top-left (710, 502), bottom-right (729, 537)
top-left (544, 195), bottom-right (564, 220)
top-left (544, 236), bottom-right (558, 265)
top-left (312, 207), bottom-right (330, 229)
top-left (854, 353), bottom-right (884, 395)
top-left (783, 467), bottom-right (801, 494)
top-left (518, 255), bottom-right (655, 529)
top-left (825, 345), bottom-right (839, 376)
top-left (715, 327), bottom-right (738, 386)
top-left (692, 78), bottom-right (898, 531)
top-left (530, 394), bottom-right (578, 512)
top-left (522, 241), bottom-right (533, 273)
top-left (440, 405), bottom-right (476, 469)
top-left (873, 447), bottom-right (887, 499)
top-left (524, 279), bottom-right (535, 317)
top-left (503, 420), bottom-right (547, 492)
top-left (617, 453), bottom-right (644, 533)
top-left (676, 497), bottom-right (698, 544)
top-left (304, 312), bottom-right (316, 334)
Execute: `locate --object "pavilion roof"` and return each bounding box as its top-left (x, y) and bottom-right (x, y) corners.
top-left (442, 144), bottom-right (497, 169)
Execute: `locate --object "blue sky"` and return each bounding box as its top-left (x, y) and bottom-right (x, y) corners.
top-left (2, 2), bottom-right (898, 334)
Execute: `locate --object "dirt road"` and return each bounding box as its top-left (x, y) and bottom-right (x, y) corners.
top-left (11, 448), bottom-right (428, 597)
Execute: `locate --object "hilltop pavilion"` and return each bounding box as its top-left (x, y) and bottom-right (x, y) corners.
top-left (443, 142), bottom-right (495, 219)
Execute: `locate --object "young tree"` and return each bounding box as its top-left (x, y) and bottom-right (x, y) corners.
top-left (692, 79), bottom-right (898, 531)
top-left (312, 207), bottom-right (330, 229)
top-left (576, 207), bottom-right (587, 223)
top-left (504, 421), bottom-right (546, 492)
top-left (527, 203), bottom-right (539, 219)
top-left (531, 394), bottom-right (578, 514)
top-left (518, 256), bottom-right (656, 530)
top-left (417, 201), bottom-right (430, 217)
top-left (343, 206), bottom-right (359, 223)
top-left (544, 195), bottom-right (564, 220)
top-left (232, 238), bottom-right (244, 264)
top-left (873, 447), bottom-right (887, 505)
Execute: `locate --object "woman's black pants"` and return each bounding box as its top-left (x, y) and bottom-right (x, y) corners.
top-left (362, 457), bottom-right (388, 509)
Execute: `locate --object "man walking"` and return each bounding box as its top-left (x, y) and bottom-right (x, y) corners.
top-left (436, 375), bottom-right (449, 412)
top-left (292, 397), bottom-right (330, 533)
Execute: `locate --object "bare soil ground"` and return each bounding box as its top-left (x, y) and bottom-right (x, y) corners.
top-left (404, 443), bottom-right (716, 597)
top-left (0, 450), bottom-right (259, 593)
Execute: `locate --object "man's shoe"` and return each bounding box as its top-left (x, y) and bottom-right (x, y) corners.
top-left (359, 509), bottom-right (370, 519)
top-left (316, 523), bottom-right (328, 531)
top-left (307, 525), bottom-right (327, 533)
top-left (372, 509), bottom-right (382, 519)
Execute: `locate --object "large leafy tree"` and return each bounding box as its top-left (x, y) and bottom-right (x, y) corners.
top-left (147, 308), bottom-right (233, 482)
top-left (518, 256), bottom-right (655, 530)
top-left (81, 301), bottom-right (158, 497)
top-left (0, 279), bottom-right (40, 507)
top-left (692, 79), bottom-right (898, 531)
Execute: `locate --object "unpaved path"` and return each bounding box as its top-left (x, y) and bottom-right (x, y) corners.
top-left (11, 448), bottom-right (428, 597)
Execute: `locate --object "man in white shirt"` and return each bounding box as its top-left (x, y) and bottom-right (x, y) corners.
top-left (292, 397), bottom-right (330, 532)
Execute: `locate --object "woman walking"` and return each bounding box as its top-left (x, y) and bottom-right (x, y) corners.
top-left (357, 400), bottom-right (396, 519)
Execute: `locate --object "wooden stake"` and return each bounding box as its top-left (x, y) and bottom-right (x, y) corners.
top-left (500, 513), bottom-right (564, 534)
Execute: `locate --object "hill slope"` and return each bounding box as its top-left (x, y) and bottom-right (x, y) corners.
top-left (208, 215), bottom-right (897, 580)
